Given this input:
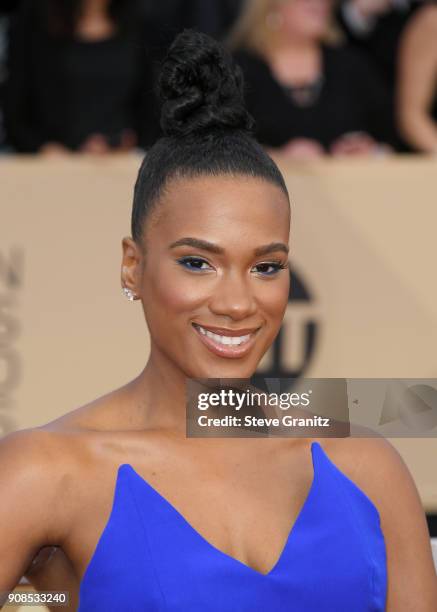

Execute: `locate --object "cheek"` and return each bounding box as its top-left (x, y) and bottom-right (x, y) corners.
top-left (255, 274), bottom-right (290, 322)
top-left (143, 266), bottom-right (208, 326)
top-left (156, 276), bottom-right (209, 313)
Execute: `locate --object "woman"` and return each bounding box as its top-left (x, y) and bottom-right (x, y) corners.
top-left (397, 3), bottom-right (437, 153)
top-left (227, 0), bottom-right (396, 158)
top-left (0, 29), bottom-right (436, 612)
top-left (4, 0), bottom-right (159, 154)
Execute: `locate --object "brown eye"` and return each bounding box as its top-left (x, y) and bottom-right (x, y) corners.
top-left (253, 262), bottom-right (288, 276)
top-left (176, 257), bottom-right (212, 271)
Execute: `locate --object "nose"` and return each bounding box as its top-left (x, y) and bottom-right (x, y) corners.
top-left (208, 270), bottom-right (257, 321)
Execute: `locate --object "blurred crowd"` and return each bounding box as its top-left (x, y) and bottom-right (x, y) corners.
top-left (0, 0), bottom-right (436, 159)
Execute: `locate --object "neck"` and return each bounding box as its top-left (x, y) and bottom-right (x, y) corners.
top-left (126, 347), bottom-right (193, 435)
top-left (263, 35), bottom-right (322, 85)
top-left (127, 345), bottom-right (261, 437)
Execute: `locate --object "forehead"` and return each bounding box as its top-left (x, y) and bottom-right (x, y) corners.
top-left (146, 174), bottom-right (290, 246)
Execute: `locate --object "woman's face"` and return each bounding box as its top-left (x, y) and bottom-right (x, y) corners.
top-left (276, 0), bottom-right (334, 41)
top-left (125, 174), bottom-right (290, 380)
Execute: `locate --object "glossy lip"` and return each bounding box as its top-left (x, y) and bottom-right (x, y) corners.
top-left (193, 323), bottom-right (261, 337)
top-left (192, 322), bottom-right (261, 359)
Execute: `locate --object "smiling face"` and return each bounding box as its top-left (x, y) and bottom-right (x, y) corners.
top-left (122, 174), bottom-right (290, 379)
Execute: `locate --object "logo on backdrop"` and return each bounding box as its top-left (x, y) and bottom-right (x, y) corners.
top-left (0, 246), bottom-right (23, 436)
top-left (255, 268), bottom-right (319, 389)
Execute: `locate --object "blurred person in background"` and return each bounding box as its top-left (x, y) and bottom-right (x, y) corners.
top-left (337, 0), bottom-right (423, 88)
top-left (0, 14), bottom-right (8, 149)
top-left (4, 0), bottom-right (157, 155)
top-left (397, 3), bottom-right (437, 153)
top-left (227, 0), bottom-right (395, 160)
top-left (0, 1), bottom-right (18, 150)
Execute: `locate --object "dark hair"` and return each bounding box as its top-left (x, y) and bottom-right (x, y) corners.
top-left (131, 29), bottom-right (289, 246)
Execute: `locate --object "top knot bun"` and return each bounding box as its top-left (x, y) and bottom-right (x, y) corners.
top-left (158, 29), bottom-right (255, 138)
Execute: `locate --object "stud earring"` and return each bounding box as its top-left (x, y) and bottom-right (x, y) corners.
top-left (122, 287), bottom-right (137, 301)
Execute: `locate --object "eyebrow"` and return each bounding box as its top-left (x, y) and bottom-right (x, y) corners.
top-left (168, 237), bottom-right (289, 256)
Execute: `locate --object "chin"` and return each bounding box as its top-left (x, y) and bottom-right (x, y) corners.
top-left (189, 360), bottom-right (258, 381)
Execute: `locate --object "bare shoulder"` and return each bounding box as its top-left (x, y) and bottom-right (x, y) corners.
top-left (1, 424), bottom-right (85, 467)
top-left (325, 433), bottom-right (437, 610)
top-left (0, 401), bottom-right (144, 596)
top-left (325, 433), bottom-right (425, 520)
top-left (0, 427), bottom-right (80, 541)
top-left (0, 426), bottom-right (71, 484)
top-left (0, 427), bottom-right (88, 592)
top-left (43, 380), bottom-right (137, 434)
top-left (2, 380), bottom-right (145, 520)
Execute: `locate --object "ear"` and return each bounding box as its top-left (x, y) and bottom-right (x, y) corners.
top-left (120, 236), bottom-right (142, 300)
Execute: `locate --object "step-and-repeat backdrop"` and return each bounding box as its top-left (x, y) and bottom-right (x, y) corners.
top-left (1, 154), bottom-right (437, 510)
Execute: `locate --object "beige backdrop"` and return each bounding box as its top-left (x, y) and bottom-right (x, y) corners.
top-left (1, 154), bottom-right (436, 510)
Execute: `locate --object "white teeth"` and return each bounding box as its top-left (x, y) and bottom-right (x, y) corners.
top-left (196, 325), bottom-right (251, 346)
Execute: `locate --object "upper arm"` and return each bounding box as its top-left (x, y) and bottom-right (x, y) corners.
top-left (397, 6), bottom-right (437, 117)
top-left (0, 428), bottom-right (71, 596)
top-left (353, 437), bottom-right (437, 611)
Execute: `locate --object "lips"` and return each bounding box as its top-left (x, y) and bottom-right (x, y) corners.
top-left (192, 322), bottom-right (261, 359)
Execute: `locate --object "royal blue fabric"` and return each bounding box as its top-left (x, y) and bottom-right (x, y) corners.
top-left (78, 441), bottom-right (387, 611)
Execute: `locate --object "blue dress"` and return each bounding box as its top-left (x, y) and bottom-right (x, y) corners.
top-left (78, 441), bottom-right (387, 611)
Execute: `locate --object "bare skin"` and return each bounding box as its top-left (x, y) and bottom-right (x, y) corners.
top-left (397, 4), bottom-right (437, 153)
top-left (1, 175), bottom-right (436, 610)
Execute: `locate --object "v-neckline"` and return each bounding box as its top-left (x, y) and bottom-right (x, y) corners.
top-left (124, 441), bottom-right (320, 578)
